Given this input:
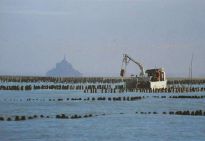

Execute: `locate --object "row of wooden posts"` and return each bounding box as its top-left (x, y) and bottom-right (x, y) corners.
top-left (0, 76), bottom-right (123, 83)
top-left (1, 110), bottom-right (205, 122)
top-left (2, 94), bottom-right (205, 103)
top-left (2, 96), bottom-right (144, 103)
top-left (84, 87), bottom-right (205, 93)
top-left (1, 84), bottom-right (205, 94)
top-left (0, 113), bottom-right (95, 121)
top-left (167, 79), bottom-right (205, 85)
top-left (1, 76), bottom-right (205, 85)
top-left (0, 84), bottom-right (123, 91)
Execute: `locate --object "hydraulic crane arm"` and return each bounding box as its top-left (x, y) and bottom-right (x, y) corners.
top-left (120, 54), bottom-right (145, 77)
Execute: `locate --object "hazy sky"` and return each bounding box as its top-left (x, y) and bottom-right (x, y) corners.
top-left (0, 0), bottom-right (205, 77)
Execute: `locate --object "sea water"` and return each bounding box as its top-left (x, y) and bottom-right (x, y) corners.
top-left (0, 90), bottom-right (205, 141)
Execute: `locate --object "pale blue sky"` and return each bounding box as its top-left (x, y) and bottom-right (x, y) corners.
top-left (0, 0), bottom-right (205, 77)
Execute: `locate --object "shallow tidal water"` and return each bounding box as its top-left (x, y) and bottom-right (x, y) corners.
top-left (0, 90), bottom-right (205, 141)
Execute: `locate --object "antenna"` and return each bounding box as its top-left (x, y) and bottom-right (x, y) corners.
top-left (190, 53), bottom-right (194, 84)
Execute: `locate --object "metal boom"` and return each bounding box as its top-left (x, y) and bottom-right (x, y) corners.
top-left (121, 54), bottom-right (145, 77)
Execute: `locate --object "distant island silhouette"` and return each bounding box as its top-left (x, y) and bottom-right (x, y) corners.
top-left (46, 56), bottom-right (82, 77)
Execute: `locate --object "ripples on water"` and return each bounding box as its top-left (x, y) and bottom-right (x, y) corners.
top-left (0, 90), bottom-right (205, 141)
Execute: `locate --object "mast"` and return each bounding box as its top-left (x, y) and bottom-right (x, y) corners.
top-left (190, 53), bottom-right (194, 85)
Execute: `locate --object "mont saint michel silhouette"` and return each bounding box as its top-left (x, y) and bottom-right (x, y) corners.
top-left (46, 56), bottom-right (82, 77)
